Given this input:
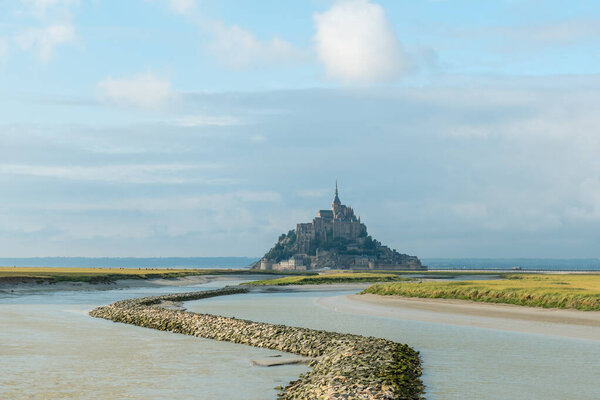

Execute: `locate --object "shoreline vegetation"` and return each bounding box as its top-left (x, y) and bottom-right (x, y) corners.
top-left (362, 274), bottom-right (600, 311)
top-left (243, 272), bottom-right (412, 286)
top-left (0, 267), bottom-right (310, 285)
top-left (90, 287), bottom-right (424, 400)
top-left (0, 266), bottom-right (501, 287)
top-left (4, 267), bottom-right (599, 312)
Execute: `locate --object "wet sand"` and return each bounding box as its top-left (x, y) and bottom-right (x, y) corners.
top-left (0, 275), bottom-right (246, 296)
top-left (318, 294), bottom-right (600, 341)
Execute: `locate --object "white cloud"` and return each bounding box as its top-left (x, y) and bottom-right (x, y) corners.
top-left (15, 23), bottom-right (76, 61)
top-left (16, 192), bottom-right (280, 213)
top-left (500, 19), bottom-right (600, 47)
top-left (313, 0), bottom-right (404, 83)
top-left (20, 0), bottom-right (79, 19)
top-left (234, 191), bottom-right (281, 202)
top-left (13, 0), bottom-right (79, 62)
top-left (167, 0), bottom-right (195, 15)
top-left (206, 21), bottom-right (301, 68)
top-left (153, 1), bottom-right (302, 68)
top-left (174, 115), bottom-right (242, 127)
top-left (0, 163), bottom-right (220, 184)
top-left (297, 189), bottom-right (328, 198)
top-left (97, 73), bottom-right (177, 109)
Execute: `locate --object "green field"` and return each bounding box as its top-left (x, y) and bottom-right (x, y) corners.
top-left (362, 274), bottom-right (600, 311)
top-left (244, 272), bottom-right (410, 286)
top-left (0, 266), bottom-right (304, 284)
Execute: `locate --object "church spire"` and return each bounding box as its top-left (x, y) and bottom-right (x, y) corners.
top-left (333, 178), bottom-right (341, 206)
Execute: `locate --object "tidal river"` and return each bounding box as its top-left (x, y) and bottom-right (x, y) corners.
top-left (0, 277), bottom-right (308, 400)
top-left (186, 287), bottom-right (600, 400)
top-left (2, 278), bottom-right (599, 399)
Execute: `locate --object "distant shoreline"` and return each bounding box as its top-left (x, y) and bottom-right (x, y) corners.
top-left (0, 256), bottom-right (259, 269)
top-left (0, 267), bottom-right (290, 292)
top-left (427, 269), bottom-right (600, 273)
top-left (1, 256), bottom-right (599, 271)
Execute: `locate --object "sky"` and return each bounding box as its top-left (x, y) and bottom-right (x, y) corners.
top-left (1, 0), bottom-right (600, 258)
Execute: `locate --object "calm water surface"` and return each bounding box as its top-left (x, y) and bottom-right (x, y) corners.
top-left (187, 288), bottom-right (600, 400)
top-left (3, 280), bottom-right (599, 399)
top-left (0, 278), bottom-right (308, 400)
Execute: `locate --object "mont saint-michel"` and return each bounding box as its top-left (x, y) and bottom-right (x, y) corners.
top-left (254, 183), bottom-right (424, 271)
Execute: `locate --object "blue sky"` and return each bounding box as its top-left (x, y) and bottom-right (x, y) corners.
top-left (1, 0), bottom-right (600, 257)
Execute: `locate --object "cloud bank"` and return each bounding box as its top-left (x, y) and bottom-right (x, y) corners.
top-left (206, 21), bottom-right (301, 68)
top-left (5, 77), bottom-right (600, 257)
top-left (167, 0), bottom-right (195, 15)
top-left (97, 73), bottom-right (177, 109)
top-left (13, 0), bottom-right (78, 61)
top-left (15, 24), bottom-right (76, 61)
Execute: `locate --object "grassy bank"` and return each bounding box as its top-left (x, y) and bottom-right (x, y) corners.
top-left (0, 266), bottom-right (308, 284)
top-left (244, 272), bottom-right (410, 286)
top-left (362, 274), bottom-right (600, 311)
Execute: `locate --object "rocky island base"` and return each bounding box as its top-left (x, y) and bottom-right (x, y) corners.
top-left (89, 287), bottom-right (423, 400)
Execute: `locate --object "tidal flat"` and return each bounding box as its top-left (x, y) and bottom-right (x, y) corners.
top-left (0, 278), bottom-right (309, 400)
top-left (186, 287), bottom-right (600, 400)
top-left (2, 276), bottom-right (599, 399)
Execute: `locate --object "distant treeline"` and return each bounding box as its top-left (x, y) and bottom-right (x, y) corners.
top-left (423, 258), bottom-right (600, 270)
top-left (0, 257), bottom-right (259, 269)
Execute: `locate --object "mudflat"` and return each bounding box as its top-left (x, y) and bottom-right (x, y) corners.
top-left (0, 275), bottom-right (246, 296)
top-left (318, 294), bottom-right (600, 341)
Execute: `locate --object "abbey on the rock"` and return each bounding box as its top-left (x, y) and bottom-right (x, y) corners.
top-left (296, 181), bottom-right (366, 254)
top-left (255, 182), bottom-right (425, 271)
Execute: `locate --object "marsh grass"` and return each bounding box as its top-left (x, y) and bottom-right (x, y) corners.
top-left (0, 266), bottom-right (303, 284)
top-left (244, 272), bottom-right (410, 286)
top-left (362, 274), bottom-right (600, 311)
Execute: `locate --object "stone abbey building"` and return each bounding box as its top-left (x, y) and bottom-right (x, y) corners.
top-left (256, 182), bottom-right (424, 271)
top-left (296, 182), bottom-right (366, 254)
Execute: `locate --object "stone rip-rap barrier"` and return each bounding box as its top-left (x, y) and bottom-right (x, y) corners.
top-left (89, 287), bottom-right (424, 399)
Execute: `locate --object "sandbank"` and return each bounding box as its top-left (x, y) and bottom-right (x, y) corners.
top-left (318, 294), bottom-right (600, 341)
top-left (0, 275), bottom-right (249, 296)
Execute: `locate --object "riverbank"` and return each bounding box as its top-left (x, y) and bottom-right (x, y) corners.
top-left (90, 287), bottom-right (424, 400)
top-left (1, 279), bottom-right (311, 400)
top-left (362, 274), bottom-right (600, 311)
top-left (0, 266), bottom-right (302, 288)
top-left (244, 272), bottom-right (409, 286)
top-left (0, 275), bottom-right (210, 295)
top-left (318, 294), bottom-right (600, 341)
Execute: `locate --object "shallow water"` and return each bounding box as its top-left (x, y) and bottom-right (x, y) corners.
top-left (187, 289), bottom-right (600, 400)
top-left (0, 278), bottom-right (309, 400)
top-left (3, 279), bottom-right (599, 399)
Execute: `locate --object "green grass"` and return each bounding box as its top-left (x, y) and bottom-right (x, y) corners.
top-left (0, 266), bottom-right (311, 284)
top-left (362, 274), bottom-right (600, 311)
top-left (244, 272), bottom-right (411, 286)
top-left (385, 343), bottom-right (424, 399)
